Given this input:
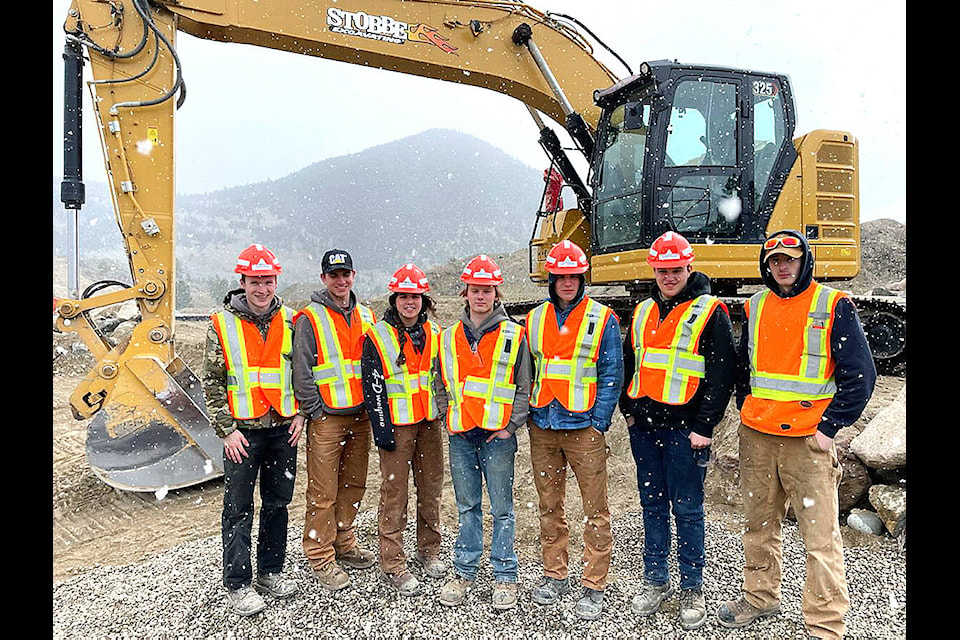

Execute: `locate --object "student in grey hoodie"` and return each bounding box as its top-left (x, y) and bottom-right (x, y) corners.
top-left (434, 254), bottom-right (530, 611)
top-left (291, 249), bottom-right (377, 592)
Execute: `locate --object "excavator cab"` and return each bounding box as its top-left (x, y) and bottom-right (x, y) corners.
top-left (590, 60), bottom-right (798, 263)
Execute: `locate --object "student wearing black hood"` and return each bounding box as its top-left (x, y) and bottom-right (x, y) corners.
top-left (524, 241), bottom-right (623, 621)
top-left (717, 230), bottom-right (876, 640)
top-left (619, 231), bottom-right (735, 631)
top-left (361, 264), bottom-right (447, 597)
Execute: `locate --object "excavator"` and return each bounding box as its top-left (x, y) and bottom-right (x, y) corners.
top-left (57, 0), bottom-right (905, 492)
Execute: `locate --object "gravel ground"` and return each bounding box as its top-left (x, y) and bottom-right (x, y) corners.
top-left (53, 508), bottom-right (906, 639)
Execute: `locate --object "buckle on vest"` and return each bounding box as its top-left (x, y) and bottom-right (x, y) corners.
top-left (799, 400), bottom-right (813, 408)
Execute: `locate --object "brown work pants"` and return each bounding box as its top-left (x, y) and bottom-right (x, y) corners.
top-left (376, 418), bottom-right (444, 574)
top-left (302, 412), bottom-right (371, 569)
top-left (529, 423), bottom-right (612, 591)
top-left (738, 423), bottom-right (849, 640)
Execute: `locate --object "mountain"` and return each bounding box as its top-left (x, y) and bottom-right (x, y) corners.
top-left (54, 128), bottom-right (545, 298)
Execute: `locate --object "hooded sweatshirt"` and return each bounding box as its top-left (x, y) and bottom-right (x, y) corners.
top-left (361, 305), bottom-right (433, 451)
top-left (433, 301), bottom-right (531, 436)
top-left (202, 288), bottom-right (291, 438)
top-left (291, 288), bottom-right (368, 418)
top-left (734, 229), bottom-right (877, 438)
top-left (618, 271), bottom-right (736, 439)
top-left (528, 274), bottom-right (624, 433)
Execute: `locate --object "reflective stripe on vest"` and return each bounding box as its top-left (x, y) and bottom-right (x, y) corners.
top-left (300, 302), bottom-right (376, 409)
top-left (212, 306), bottom-right (298, 419)
top-left (747, 284), bottom-right (842, 401)
top-left (439, 320), bottom-right (522, 432)
top-left (526, 297), bottom-right (612, 412)
top-left (626, 294), bottom-right (720, 405)
top-left (366, 320), bottom-right (440, 425)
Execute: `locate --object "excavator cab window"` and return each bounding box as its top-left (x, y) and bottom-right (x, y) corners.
top-left (592, 99), bottom-right (650, 249)
top-left (658, 78), bottom-right (741, 238)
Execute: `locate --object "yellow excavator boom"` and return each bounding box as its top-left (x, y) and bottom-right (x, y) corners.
top-left (57, 0), bottom-right (619, 491)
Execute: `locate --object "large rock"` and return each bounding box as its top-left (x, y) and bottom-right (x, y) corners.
top-left (704, 406), bottom-right (742, 507)
top-left (835, 425), bottom-right (873, 511)
top-left (850, 385), bottom-right (906, 469)
top-left (869, 484), bottom-right (906, 538)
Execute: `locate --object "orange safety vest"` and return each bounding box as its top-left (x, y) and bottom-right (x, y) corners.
top-left (295, 301), bottom-right (376, 410)
top-left (741, 281), bottom-right (846, 436)
top-left (211, 306), bottom-right (299, 420)
top-left (526, 297), bottom-right (615, 412)
top-left (626, 294), bottom-right (726, 405)
top-left (438, 320), bottom-right (523, 433)
top-left (365, 320), bottom-right (440, 425)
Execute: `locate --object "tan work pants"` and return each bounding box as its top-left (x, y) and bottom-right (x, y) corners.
top-left (376, 418), bottom-right (444, 574)
top-left (738, 423), bottom-right (849, 640)
top-left (302, 412), bottom-right (371, 569)
top-left (529, 423), bottom-right (612, 591)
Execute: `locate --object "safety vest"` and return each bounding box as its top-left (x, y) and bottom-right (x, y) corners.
top-left (366, 320), bottom-right (440, 425)
top-left (438, 320), bottom-right (523, 433)
top-left (741, 282), bottom-right (846, 436)
top-left (295, 301), bottom-right (376, 410)
top-left (526, 297), bottom-right (614, 412)
top-left (211, 306), bottom-right (298, 420)
top-left (626, 294), bottom-right (725, 405)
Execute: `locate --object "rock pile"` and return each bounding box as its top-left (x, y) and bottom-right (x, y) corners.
top-left (706, 382), bottom-right (907, 547)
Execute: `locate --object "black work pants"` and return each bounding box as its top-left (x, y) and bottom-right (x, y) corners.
top-left (222, 426), bottom-right (297, 589)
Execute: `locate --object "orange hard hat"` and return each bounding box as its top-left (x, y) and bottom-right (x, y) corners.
top-left (460, 254), bottom-right (504, 286)
top-left (647, 231), bottom-right (694, 268)
top-left (388, 263), bottom-right (430, 294)
top-left (545, 240), bottom-right (589, 275)
top-left (235, 244), bottom-right (282, 276)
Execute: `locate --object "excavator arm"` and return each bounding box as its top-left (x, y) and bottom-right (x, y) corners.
top-left (57, 0), bottom-right (620, 491)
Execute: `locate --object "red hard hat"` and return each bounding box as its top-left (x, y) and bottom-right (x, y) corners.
top-left (647, 231), bottom-right (694, 268)
top-left (388, 263), bottom-right (430, 294)
top-left (461, 254), bottom-right (504, 286)
top-left (235, 244), bottom-right (282, 276)
top-left (545, 240), bottom-right (589, 275)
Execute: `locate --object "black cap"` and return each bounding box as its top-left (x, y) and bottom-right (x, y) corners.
top-left (321, 249), bottom-right (354, 274)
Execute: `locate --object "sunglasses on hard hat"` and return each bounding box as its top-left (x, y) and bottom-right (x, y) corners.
top-left (763, 235), bottom-right (802, 251)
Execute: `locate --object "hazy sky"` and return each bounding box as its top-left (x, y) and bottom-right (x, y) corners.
top-left (54, 0), bottom-right (905, 222)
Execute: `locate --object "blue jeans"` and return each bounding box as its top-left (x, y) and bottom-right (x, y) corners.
top-left (447, 429), bottom-right (518, 583)
top-left (627, 426), bottom-right (708, 590)
top-left (222, 426), bottom-right (297, 589)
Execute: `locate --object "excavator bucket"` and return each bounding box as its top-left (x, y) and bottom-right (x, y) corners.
top-left (82, 355), bottom-right (223, 492)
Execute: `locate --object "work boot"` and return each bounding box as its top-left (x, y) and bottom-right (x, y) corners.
top-left (716, 597), bottom-right (781, 628)
top-left (384, 570), bottom-right (422, 596)
top-left (225, 586), bottom-right (267, 617)
top-left (438, 574), bottom-right (474, 607)
top-left (530, 576), bottom-right (571, 605)
top-left (631, 580), bottom-right (675, 615)
top-left (414, 552), bottom-right (448, 579)
top-left (679, 587), bottom-right (707, 630)
top-left (492, 581), bottom-right (518, 610)
top-left (254, 573), bottom-right (298, 599)
top-left (573, 587), bottom-right (604, 620)
top-left (312, 562), bottom-right (351, 591)
top-left (337, 546), bottom-right (376, 569)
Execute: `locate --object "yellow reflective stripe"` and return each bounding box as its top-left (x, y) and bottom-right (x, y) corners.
top-left (528, 299), bottom-right (608, 411)
top-left (213, 311), bottom-right (257, 418)
top-left (627, 299), bottom-right (657, 397)
top-left (303, 304), bottom-right (357, 407)
top-left (213, 308), bottom-right (297, 419)
top-left (440, 323), bottom-right (464, 428)
top-left (526, 304), bottom-right (549, 401)
top-left (271, 307), bottom-right (297, 416)
top-left (748, 284), bottom-right (840, 401)
top-left (440, 321), bottom-right (521, 431)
